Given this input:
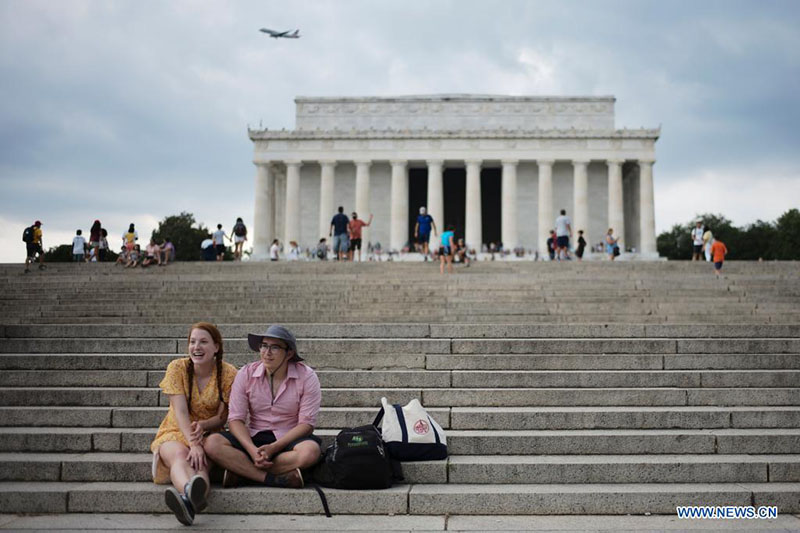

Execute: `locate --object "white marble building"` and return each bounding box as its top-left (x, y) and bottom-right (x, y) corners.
top-left (249, 95), bottom-right (659, 259)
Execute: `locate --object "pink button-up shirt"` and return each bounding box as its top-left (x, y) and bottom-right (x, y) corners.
top-left (228, 360), bottom-right (321, 439)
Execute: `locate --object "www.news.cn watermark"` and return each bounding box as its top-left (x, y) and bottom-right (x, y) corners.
top-left (676, 506), bottom-right (778, 519)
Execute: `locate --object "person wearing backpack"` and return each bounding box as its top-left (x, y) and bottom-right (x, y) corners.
top-left (204, 325), bottom-right (322, 489)
top-left (232, 217), bottom-right (247, 261)
top-left (23, 220), bottom-right (45, 273)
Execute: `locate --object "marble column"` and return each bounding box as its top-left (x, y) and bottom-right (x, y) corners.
top-left (572, 159), bottom-right (590, 252)
top-left (355, 160), bottom-right (372, 244)
top-left (607, 158), bottom-right (625, 251)
top-left (426, 160), bottom-right (444, 236)
top-left (501, 160), bottom-right (518, 250)
top-left (252, 162), bottom-right (274, 260)
top-left (390, 160), bottom-right (408, 252)
top-left (284, 160), bottom-right (302, 248)
top-left (537, 159), bottom-right (554, 257)
top-left (639, 159), bottom-right (657, 257)
top-left (465, 160), bottom-right (482, 249)
top-left (318, 161), bottom-right (336, 240)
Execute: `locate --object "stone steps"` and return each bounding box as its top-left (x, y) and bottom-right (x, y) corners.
top-left (2, 452), bottom-right (798, 484)
top-left (2, 405), bottom-right (798, 430)
top-left (1, 481), bottom-right (797, 515)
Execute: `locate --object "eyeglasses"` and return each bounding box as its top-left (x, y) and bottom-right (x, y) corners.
top-left (260, 343), bottom-right (287, 354)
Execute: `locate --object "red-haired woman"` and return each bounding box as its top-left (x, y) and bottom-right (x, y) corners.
top-left (150, 322), bottom-right (238, 525)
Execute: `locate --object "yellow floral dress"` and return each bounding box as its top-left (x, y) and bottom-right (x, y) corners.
top-left (150, 357), bottom-right (238, 484)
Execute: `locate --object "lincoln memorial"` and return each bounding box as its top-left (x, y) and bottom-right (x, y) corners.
top-left (249, 95), bottom-right (659, 259)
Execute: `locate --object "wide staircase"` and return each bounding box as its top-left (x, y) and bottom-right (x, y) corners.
top-left (0, 261), bottom-right (799, 516)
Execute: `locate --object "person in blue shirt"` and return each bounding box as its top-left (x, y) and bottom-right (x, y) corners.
top-left (439, 225), bottom-right (455, 274)
top-left (329, 207), bottom-right (350, 261)
top-left (414, 207), bottom-right (437, 261)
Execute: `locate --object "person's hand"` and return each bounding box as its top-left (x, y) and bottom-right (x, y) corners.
top-left (189, 421), bottom-right (204, 445)
top-left (188, 444), bottom-right (207, 471)
top-left (251, 444), bottom-right (275, 470)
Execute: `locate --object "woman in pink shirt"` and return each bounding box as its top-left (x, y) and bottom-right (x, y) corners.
top-left (204, 325), bottom-right (321, 488)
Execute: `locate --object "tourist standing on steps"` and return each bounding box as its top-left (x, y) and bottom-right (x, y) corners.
top-left (232, 217), bottom-right (247, 260)
top-left (348, 212), bottom-right (373, 262)
top-left (439, 225), bottom-right (455, 274)
top-left (546, 230), bottom-right (556, 261)
top-left (123, 224), bottom-right (138, 253)
top-left (703, 226), bottom-right (714, 262)
top-left (72, 229), bottom-right (86, 263)
top-left (555, 209), bottom-right (572, 261)
top-left (691, 220), bottom-right (705, 261)
top-left (213, 224), bottom-right (229, 262)
top-left (576, 230), bottom-right (587, 261)
top-left (23, 220), bottom-right (45, 273)
top-left (99, 228), bottom-right (109, 262)
top-left (89, 220), bottom-right (102, 262)
top-left (204, 325), bottom-right (322, 491)
top-left (329, 206), bottom-right (350, 261)
top-left (150, 322), bottom-right (238, 526)
top-left (605, 228), bottom-right (619, 261)
top-left (269, 239), bottom-right (280, 261)
top-left (414, 207), bottom-right (437, 261)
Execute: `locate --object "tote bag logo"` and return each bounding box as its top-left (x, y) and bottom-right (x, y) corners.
top-left (413, 419), bottom-right (429, 435)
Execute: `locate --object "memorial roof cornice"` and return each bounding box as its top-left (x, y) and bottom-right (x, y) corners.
top-left (248, 127), bottom-right (660, 141)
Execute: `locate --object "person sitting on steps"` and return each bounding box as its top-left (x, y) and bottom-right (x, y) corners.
top-left (150, 322), bottom-right (238, 526)
top-left (204, 325), bottom-right (322, 490)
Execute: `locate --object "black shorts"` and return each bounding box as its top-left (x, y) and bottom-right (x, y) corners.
top-left (26, 243), bottom-right (42, 259)
top-left (714, 261), bottom-right (723, 271)
top-left (693, 244), bottom-right (703, 254)
top-left (220, 430), bottom-right (321, 461)
top-left (216, 244), bottom-right (225, 255)
top-left (439, 246), bottom-right (452, 256)
top-left (350, 238), bottom-right (362, 251)
top-left (417, 233), bottom-right (430, 244)
top-left (556, 236), bottom-right (569, 248)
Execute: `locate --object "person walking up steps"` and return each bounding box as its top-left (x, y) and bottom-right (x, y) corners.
top-left (23, 220), bottom-right (45, 273)
top-left (711, 238), bottom-right (728, 277)
top-left (232, 217), bottom-right (247, 261)
top-left (414, 207), bottom-right (437, 261)
top-left (213, 224), bottom-right (229, 262)
top-left (555, 209), bottom-right (572, 261)
top-left (329, 206), bottom-right (349, 261)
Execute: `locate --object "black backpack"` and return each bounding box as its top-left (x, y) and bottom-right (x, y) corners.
top-left (309, 423), bottom-right (403, 517)
top-left (22, 226), bottom-right (34, 243)
top-left (233, 223), bottom-right (246, 237)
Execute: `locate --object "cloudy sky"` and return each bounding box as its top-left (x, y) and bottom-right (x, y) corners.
top-left (1, 0), bottom-right (798, 261)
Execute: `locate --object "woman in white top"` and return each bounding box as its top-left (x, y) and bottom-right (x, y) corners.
top-left (269, 239), bottom-right (280, 261)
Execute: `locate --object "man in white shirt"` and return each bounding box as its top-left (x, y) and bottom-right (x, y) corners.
top-left (213, 224), bottom-right (229, 262)
top-left (554, 209), bottom-right (572, 261)
top-left (691, 221), bottom-right (705, 261)
top-left (72, 230), bottom-right (86, 263)
top-left (269, 239), bottom-right (280, 261)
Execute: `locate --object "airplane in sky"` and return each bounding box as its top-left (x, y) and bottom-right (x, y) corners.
top-left (259, 28), bottom-right (300, 39)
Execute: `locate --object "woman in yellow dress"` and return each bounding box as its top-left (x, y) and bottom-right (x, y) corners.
top-left (150, 322), bottom-right (237, 525)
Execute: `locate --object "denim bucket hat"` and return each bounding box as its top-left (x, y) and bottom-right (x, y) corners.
top-left (247, 325), bottom-right (302, 362)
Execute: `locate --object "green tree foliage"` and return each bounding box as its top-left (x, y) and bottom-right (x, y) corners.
top-left (773, 208), bottom-right (800, 260)
top-left (151, 212), bottom-right (211, 261)
top-left (43, 244), bottom-right (73, 262)
top-left (657, 209), bottom-right (800, 260)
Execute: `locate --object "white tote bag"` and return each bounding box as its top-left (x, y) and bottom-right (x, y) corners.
top-left (375, 397), bottom-right (447, 461)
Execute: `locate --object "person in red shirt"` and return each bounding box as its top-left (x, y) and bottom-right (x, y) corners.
top-left (348, 212), bottom-right (373, 262)
top-left (710, 239), bottom-right (728, 277)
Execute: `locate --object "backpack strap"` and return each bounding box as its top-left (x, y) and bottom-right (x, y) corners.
top-left (309, 483), bottom-right (332, 518)
top-left (372, 407), bottom-right (385, 428)
top-left (428, 415), bottom-right (441, 444)
top-left (393, 404), bottom-right (408, 443)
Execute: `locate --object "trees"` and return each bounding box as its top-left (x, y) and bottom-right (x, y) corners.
top-left (150, 212), bottom-right (211, 261)
top-left (657, 209), bottom-right (800, 260)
